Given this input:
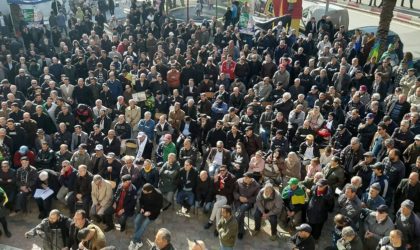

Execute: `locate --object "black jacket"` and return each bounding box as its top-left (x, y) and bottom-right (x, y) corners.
top-left (306, 186), bottom-right (334, 224)
top-left (113, 183), bottom-right (137, 216)
top-left (137, 188), bottom-right (163, 220)
top-left (67, 219), bottom-right (90, 249)
top-left (177, 167), bottom-right (198, 192)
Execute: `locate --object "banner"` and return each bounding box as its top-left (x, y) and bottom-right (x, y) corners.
top-left (7, 0), bottom-right (50, 4)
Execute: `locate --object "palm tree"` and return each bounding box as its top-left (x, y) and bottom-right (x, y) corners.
top-left (377, 0), bottom-right (397, 57)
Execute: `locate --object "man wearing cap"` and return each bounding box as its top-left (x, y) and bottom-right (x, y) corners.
top-left (400, 68), bottom-right (417, 97)
top-left (253, 182), bottom-right (282, 240)
top-left (357, 112), bottom-right (377, 151)
top-left (233, 172), bottom-right (260, 239)
top-left (281, 178), bottom-right (305, 229)
top-left (12, 156), bottom-right (37, 215)
top-left (306, 179), bottom-right (334, 240)
top-left (291, 223), bottom-right (315, 250)
top-left (394, 172), bottom-right (420, 214)
top-left (109, 174), bottom-right (137, 232)
top-left (338, 184), bottom-right (362, 225)
top-left (369, 162), bottom-right (390, 200)
top-left (361, 182), bottom-right (386, 215)
top-left (395, 199), bottom-right (420, 249)
top-left (403, 134), bottom-right (420, 167)
top-left (363, 204), bottom-right (394, 250)
top-left (336, 226), bottom-right (363, 249)
top-left (322, 156), bottom-right (345, 191)
top-left (331, 124), bottom-right (352, 151)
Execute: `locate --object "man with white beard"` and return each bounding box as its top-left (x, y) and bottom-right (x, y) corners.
top-left (394, 199), bottom-right (420, 249)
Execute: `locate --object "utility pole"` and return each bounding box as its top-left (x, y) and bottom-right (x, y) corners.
top-left (187, 0), bottom-right (189, 21)
top-left (325, 0), bottom-right (330, 14)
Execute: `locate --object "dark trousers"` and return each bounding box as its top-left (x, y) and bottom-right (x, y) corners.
top-left (0, 217), bottom-right (9, 233)
top-left (103, 206), bottom-right (115, 228)
top-left (66, 193), bottom-right (91, 216)
top-left (309, 222), bottom-right (324, 240)
top-left (15, 191), bottom-right (30, 212)
top-left (235, 203), bottom-right (252, 234)
top-left (35, 197), bottom-right (52, 218)
top-left (254, 208), bottom-right (277, 236)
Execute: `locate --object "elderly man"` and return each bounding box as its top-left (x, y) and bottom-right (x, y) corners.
top-left (377, 230), bottom-right (406, 249)
top-left (233, 172), bottom-right (260, 239)
top-left (337, 184), bottom-right (362, 226)
top-left (395, 199), bottom-right (420, 249)
top-left (394, 172), bottom-right (420, 214)
top-left (151, 228), bottom-right (175, 250)
top-left (361, 183), bottom-right (386, 216)
top-left (135, 132), bottom-right (153, 161)
top-left (254, 182), bottom-right (283, 241)
top-left (67, 165), bottom-right (93, 215)
top-left (90, 175), bottom-right (114, 231)
top-left (363, 204), bottom-right (394, 250)
top-left (336, 226), bottom-right (363, 249)
top-left (11, 156), bottom-right (37, 216)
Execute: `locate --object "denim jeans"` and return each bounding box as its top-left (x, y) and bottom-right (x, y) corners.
top-left (209, 164), bottom-right (221, 177)
top-left (176, 190), bottom-right (195, 207)
top-left (259, 127), bottom-right (270, 148)
top-left (133, 213), bottom-right (152, 243)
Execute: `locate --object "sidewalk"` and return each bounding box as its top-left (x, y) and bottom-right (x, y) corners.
top-left (307, 0), bottom-right (420, 26)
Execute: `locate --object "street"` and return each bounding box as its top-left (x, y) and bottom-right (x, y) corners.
top-left (303, 0), bottom-right (420, 58)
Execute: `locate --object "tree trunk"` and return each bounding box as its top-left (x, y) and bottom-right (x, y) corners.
top-left (377, 0), bottom-right (397, 58)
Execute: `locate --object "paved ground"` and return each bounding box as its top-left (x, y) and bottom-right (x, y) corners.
top-left (0, 197), bottom-right (336, 249)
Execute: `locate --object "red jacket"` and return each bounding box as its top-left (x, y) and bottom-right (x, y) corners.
top-left (220, 60), bottom-right (237, 81)
top-left (13, 151), bottom-right (36, 168)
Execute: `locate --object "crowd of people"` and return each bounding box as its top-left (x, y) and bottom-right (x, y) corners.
top-left (0, 0), bottom-right (420, 249)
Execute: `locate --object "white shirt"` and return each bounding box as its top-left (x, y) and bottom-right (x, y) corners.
top-left (213, 150), bottom-right (223, 165)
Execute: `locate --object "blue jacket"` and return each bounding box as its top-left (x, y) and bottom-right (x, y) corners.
top-left (138, 119), bottom-right (155, 140)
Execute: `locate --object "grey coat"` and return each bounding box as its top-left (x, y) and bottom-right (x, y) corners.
top-left (363, 212), bottom-right (394, 250)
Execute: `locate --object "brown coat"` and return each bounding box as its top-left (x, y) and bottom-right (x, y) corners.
top-left (81, 224), bottom-right (106, 250)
